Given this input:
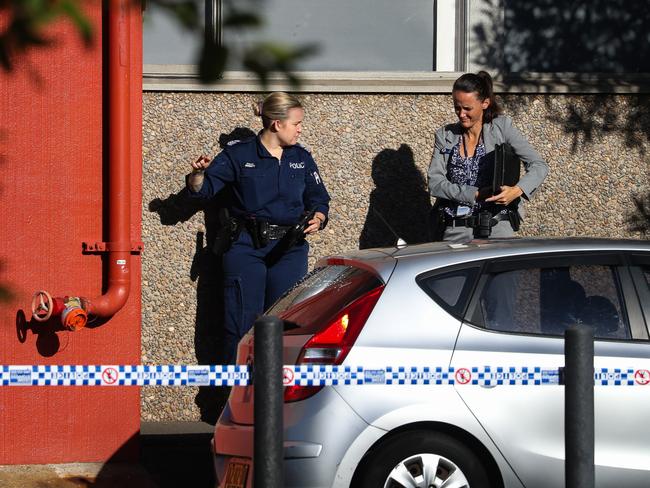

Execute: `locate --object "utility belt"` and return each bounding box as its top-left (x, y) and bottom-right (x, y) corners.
top-left (212, 209), bottom-right (313, 259)
top-left (444, 211), bottom-right (511, 228)
top-left (444, 207), bottom-right (521, 238)
top-left (241, 219), bottom-right (292, 249)
top-left (212, 216), bottom-right (292, 254)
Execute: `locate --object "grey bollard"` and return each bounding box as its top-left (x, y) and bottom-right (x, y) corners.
top-left (564, 325), bottom-right (595, 488)
top-left (254, 315), bottom-right (284, 488)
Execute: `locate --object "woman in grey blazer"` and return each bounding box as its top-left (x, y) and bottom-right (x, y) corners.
top-left (428, 71), bottom-right (548, 243)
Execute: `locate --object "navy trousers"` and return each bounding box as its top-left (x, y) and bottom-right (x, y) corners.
top-left (221, 230), bottom-right (308, 364)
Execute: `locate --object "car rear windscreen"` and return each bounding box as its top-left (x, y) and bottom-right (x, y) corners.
top-left (267, 265), bottom-right (384, 336)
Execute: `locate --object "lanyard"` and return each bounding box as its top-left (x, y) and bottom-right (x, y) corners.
top-left (461, 129), bottom-right (483, 185)
top-left (461, 129), bottom-right (483, 160)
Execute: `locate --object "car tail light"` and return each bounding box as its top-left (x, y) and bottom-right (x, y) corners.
top-left (284, 285), bottom-right (384, 403)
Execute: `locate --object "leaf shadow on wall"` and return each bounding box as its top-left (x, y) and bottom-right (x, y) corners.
top-left (359, 144), bottom-right (433, 249)
top-left (473, 0), bottom-right (650, 235)
top-left (626, 192), bottom-right (650, 238)
top-left (148, 127), bottom-right (256, 424)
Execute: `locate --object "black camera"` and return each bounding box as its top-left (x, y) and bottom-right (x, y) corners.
top-left (473, 211), bottom-right (493, 239)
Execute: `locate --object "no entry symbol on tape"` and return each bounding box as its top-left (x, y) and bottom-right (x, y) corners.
top-left (102, 367), bottom-right (118, 385)
top-left (634, 369), bottom-right (650, 385)
top-left (455, 368), bottom-right (472, 385)
top-left (282, 367), bottom-right (294, 386)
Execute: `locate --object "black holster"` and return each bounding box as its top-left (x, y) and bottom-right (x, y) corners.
top-left (245, 218), bottom-right (269, 249)
top-left (212, 208), bottom-right (240, 256)
top-left (429, 199), bottom-right (447, 242)
top-left (507, 206), bottom-right (521, 231)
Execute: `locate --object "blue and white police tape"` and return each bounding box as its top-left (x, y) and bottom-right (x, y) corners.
top-left (0, 365), bottom-right (248, 387)
top-left (2, 365), bottom-right (649, 387)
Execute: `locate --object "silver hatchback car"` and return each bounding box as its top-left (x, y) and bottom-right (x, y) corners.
top-left (213, 238), bottom-right (650, 488)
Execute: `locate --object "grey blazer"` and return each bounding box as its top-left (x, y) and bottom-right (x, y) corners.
top-left (427, 115), bottom-right (548, 218)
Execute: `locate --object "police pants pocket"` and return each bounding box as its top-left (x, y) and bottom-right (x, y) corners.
top-left (223, 277), bottom-right (244, 335)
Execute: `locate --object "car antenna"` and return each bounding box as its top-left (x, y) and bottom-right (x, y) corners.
top-left (372, 208), bottom-right (407, 248)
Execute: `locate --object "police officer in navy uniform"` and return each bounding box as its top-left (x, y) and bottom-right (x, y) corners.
top-left (187, 92), bottom-right (330, 363)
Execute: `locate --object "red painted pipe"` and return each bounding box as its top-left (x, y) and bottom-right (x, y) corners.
top-left (87, 0), bottom-right (132, 318)
top-left (31, 0), bottom-right (132, 329)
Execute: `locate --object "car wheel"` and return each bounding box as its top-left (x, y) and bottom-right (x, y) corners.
top-left (355, 430), bottom-right (491, 488)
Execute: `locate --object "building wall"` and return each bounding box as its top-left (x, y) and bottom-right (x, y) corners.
top-left (0, 6), bottom-right (143, 463)
top-left (142, 91), bottom-right (649, 421)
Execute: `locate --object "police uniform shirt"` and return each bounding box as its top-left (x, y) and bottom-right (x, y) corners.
top-left (190, 135), bottom-right (330, 225)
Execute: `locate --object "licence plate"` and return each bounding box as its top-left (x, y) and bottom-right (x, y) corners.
top-left (224, 461), bottom-right (249, 488)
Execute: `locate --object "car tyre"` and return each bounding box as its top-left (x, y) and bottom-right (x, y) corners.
top-left (355, 430), bottom-right (491, 488)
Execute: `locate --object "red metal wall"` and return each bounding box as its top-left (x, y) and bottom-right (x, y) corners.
top-left (0, 4), bottom-right (143, 464)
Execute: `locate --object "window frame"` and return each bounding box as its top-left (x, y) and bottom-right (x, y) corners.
top-left (143, 0), bottom-right (468, 92)
top-left (628, 254), bottom-right (650, 338)
top-left (416, 263), bottom-right (482, 321)
top-left (143, 0), bottom-right (650, 93)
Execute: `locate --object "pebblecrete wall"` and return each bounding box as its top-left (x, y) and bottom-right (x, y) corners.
top-left (141, 91), bottom-right (649, 421)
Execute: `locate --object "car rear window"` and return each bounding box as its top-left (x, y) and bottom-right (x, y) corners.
top-left (267, 265), bottom-right (384, 335)
top-left (417, 266), bottom-right (481, 320)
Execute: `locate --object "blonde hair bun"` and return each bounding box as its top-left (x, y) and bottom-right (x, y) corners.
top-left (254, 92), bottom-right (303, 129)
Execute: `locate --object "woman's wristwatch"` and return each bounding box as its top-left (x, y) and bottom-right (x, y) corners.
top-left (315, 215), bottom-right (325, 230)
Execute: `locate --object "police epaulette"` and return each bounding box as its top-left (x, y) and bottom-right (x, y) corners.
top-left (296, 142), bottom-right (311, 153)
top-left (226, 139), bottom-right (241, 146)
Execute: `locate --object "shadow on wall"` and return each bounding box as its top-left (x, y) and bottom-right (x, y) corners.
top-left (148, 127), bottom-right (256, 424)
top-left (15, 309), bottom-right (68, 357)
top-left (63, 428), bottom-right (214, 487)
top-left (474, 0), bottom-right (650, 75)
top-left (473, 1), bottom-right (650, 238)
top-left (359, 144), bottom-right (432, 249)
top-left (627, 192), bottom-right (650, 238)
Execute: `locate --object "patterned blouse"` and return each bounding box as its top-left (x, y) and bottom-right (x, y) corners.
top-left (443, 138), bottom-right (503, 217)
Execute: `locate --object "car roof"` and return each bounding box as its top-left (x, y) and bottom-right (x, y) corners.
top-left (390, 237), bottom-right (650, 258)
top-left (319, 238), bottom-right (649, 282)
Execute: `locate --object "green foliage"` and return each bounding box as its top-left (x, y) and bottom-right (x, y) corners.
top-left (0, 261), bottom-right (13, 303)
top-left (0, 285), bottom-right (12, 302)
top-left (0, 0), bottom-right (314, 88)
top-left (199, 38), bottom-right (228, 84)
top-left (240, 42), bottom-right (318, 89)
top-left (149, 0), bottom-right (199, 31)
top-left (0, 0), bottom-right (93, 71)
top-left (187, 1), bottom-right (316, 87)
top-left (223, 10), bottom-right (262, 28)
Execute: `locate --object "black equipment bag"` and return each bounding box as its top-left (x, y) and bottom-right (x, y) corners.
top-left (492, 143), bottom-right (521, 195)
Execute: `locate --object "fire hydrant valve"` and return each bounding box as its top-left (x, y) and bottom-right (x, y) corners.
top-left (62, 307), bottom-right (88, 331)
top-left (61, 297), bottom-right (88, 331)
top-left (31, 291), bottom-right (56, 322)
top-left (30, 291), bottom-right (88, 330)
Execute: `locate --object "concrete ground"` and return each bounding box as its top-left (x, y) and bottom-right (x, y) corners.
top-left (0, 422), bottom-right (216, 488)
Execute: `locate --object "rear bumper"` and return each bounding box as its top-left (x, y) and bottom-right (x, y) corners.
top-left (213, 387), bottom-right (371, 488)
